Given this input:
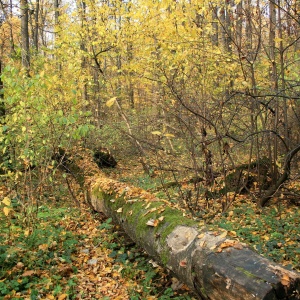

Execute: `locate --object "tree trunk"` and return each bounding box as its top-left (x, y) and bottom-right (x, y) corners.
top-left (33, 0), bottom-right (39, 51)
top-left (90, 176), bottom-right (300, 300)
top-left (20, 0), bottom-right (30, 69)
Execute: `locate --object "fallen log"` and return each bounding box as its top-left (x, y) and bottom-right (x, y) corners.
top-left (90, 176), bottom-right (300, 300)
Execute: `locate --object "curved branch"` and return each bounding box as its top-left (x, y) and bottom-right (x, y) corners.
top-left (225, 130), bottom-right (289, 151)
top-left (260, 143), bottom-right (300, 206)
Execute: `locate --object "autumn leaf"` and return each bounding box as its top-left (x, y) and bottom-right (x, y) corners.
top-left (2, 197), bottom-right (11, 206)
top-left (146, 219), bottom-right (159, 227)
top-left (22, 270), bottom-right (36, 277)
top-left (106, 97), bottom-right (117, 107)
top-left (151, 131), bottom-right (161, 135)
top-left (39, 244), bottom-right (49, 251)
top-left (3, 207), bottom-right (11, 216)
top-left (219, 231), bottom-right (227, 239)
top-left (164, 133), bottom-right (175, 138)
top-left (281, 274), bottom-right (290, 286)
top-left (197, 233), bottom-right (205, 239)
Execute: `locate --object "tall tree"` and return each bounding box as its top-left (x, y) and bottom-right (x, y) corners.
top-left (20, 0), bottom-right (30, 68)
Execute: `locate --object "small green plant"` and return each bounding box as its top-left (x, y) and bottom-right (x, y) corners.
top-left (0, 205), bottom-right (82, 298)
top-left (213, 205), bottom-right (300, 269)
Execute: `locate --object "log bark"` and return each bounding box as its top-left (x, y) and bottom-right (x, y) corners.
top-left (90, 176), bottom-right (300, 300)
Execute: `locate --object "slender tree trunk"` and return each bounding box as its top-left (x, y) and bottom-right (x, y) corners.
top-left (277, 0), bottom-right (289, 150)
top-left (0, 60), bottom-right (4, 110)
top-left (54, 0), bottom-right (59, 28)
top-left (20, 0), bottom-right (30, 69)
top-left (224, 0), bottom-right (232, 53)
top-left (211, 6), bottom-right (218, 46)
top-left (33, 0), bottom-right (39, 51)
top-left (236, 0), bottom-right (243, 49)
top-left (269, 0), bottom-right (279, 182)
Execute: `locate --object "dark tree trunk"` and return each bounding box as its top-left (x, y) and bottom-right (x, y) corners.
top-left (20, 0), bottom-right (30, 69)
top-left (33, 0), bottom-right (39, 51)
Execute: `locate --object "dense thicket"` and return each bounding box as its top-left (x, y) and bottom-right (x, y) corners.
top-left (0, 0), bottom-right (300, 211)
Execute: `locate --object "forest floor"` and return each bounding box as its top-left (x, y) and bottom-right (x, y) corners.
top-left (0, 185), bottom-right (196, 299)
top-left (0, 155), bottom-right (299, 299)
top-left (104, 157), bottom-right (300, 272)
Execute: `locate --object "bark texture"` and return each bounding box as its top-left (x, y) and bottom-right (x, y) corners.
top-left (90, 176), bottom-right (300, 300)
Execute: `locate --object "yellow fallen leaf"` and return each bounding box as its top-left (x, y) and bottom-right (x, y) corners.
top-left (2, 197), bottom-right (11, 206)
top-left (151, 131), bottom-right (161, 135)
top-left (38, 244), bottom-right (49, 251)
top-left (281, 274), bottom-right (290, 286)
top-left (229, 231), bottom-right (237, 237)
top-left (146, 219), bottom-right (159, 227)
top-left (210, 244), bottom-right (217, 250)
top-left (164, 133), bottom-right (175, 137)
top-left (263, 235), bottom-right (270, 241)
top-left (22, 270), bottom-right (35, 277)
top-left (219, 231), bottom-right (227, 238)
top-left (228, 211), bottom-right (234, 217)
top-left (3, 207), bottom-right (11, 216)
top-left (106, 97), bottom-right (117, 107)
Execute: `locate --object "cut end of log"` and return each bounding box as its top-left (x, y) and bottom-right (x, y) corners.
top-left (167, 226), bottom-right (198, 254)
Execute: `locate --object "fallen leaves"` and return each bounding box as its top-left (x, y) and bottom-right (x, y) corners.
top-left (281, 274), bottom-right (290, 286)
top-left (146, 215), bottom-right (165, 227)
top-left (146, 218), bottom-right (159, 227)
top-left (64, 211), bottom-right (130, 299)
top-left (216, 239), bottom-right (244, 252)
top-left (22, 270), bottom-right (39, 277)
top-left (269, 265), bottom-right (299, 288)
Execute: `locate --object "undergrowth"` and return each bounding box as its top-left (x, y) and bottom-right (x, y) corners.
top-left (0, 199), bottom-right (196, 299)
top-left (112, 167), bottom-right (300, 272)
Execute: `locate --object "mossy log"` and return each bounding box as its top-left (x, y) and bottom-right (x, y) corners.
top-left (90, 177), bottom-right (300, 300)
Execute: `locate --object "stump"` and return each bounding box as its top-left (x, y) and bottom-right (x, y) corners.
top-left (93, 148), bottom-right (117, 168)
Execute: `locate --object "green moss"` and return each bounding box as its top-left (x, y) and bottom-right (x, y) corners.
top-left (159, 207), bottom-right (197, 242)
top-left (160, 249), bottom-right (170, 265)
top-left (200, 287), bottom-right (208, 298)
top-left (235, 267), bottom-right (265, 282)
top-left (92, 187), bottom-right (105, 200)
top-left (157, 208), bottom-right (197, 266)
top-left (92, 184), bottom-right (198, 266)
